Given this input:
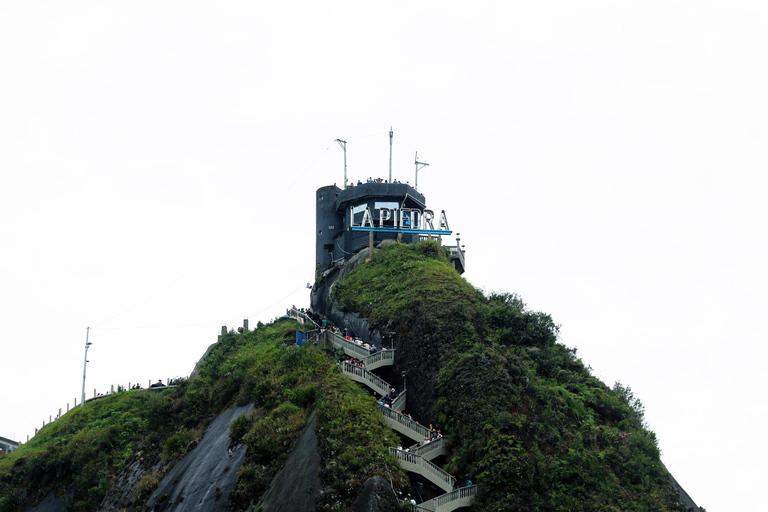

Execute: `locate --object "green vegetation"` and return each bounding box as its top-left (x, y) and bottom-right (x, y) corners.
top-left (0, 239), bottom-right (688, 512)
top-left (334, 241), bottom-right (685, 512)
top-left (0, 319), bottom-right (406, 512)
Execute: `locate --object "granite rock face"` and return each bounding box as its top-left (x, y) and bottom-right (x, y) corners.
top-left (146, 404), bottom-right (253, 512)
top-left (353, 475), bottom-right (400, 512)
top-left (253, 411), bottom-right (322, 512)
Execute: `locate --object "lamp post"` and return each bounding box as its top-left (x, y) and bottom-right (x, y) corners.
top-left (401, 370), bottom-right (407, 394)
top-left (80, 327), bottom-right (92, 407)
top-left (335, 139), bottom-right (347, 189)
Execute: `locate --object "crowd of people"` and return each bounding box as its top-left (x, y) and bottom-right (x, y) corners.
top-left (345, 177), bottom-right (410, 188)
top-left (293, 306), bottom-right (473, 501)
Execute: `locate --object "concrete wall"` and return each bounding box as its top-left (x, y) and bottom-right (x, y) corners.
top-left (315, 182), bottom-right (427, 273)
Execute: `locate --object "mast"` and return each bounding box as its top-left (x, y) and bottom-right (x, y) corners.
top-left (80, 327), bottom-right (92, 407)
top-left (335, 139), bottom-right (347, 188)
top-left (389, 127), bottom-right (393, 183)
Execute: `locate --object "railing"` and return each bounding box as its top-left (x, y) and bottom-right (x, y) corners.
top-left (409, 436), bottom-right (449, 460)
top-left (324, 312), bottom-right (479, 511)
top-left (287, 307), bottom-right (317, 326)
top-left (415, 485), bottom-right (479, 512)
top-left (341, 361), bottom-right (391, 397)
top-left (392, 389), bottom-right (406, 411)
top-left (326, 331), bottom-right (372, 359)
top-left (306, 329), bottom-right (322, 344)
top-left (389, 448), bottom-right (455, 493)
top-left (362, 349), bottom-right (395, 369)
top-left (380, 406), bottom-right (432, 441)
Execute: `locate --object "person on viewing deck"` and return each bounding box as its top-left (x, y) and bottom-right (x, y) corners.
top-left (151, 379), bottom-right (164, 388)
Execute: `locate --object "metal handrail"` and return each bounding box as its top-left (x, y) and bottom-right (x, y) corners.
top-left (389, 448), bottom-right (455, 492)
top-left (380, 406), bottom-right (432, 439)
top-left (287, 307), bottom-right (315, 326)
top-left (409, 436), bottom-right (448, 459)
top-left (327, 331), bottom-right (372, 359)
top-left (416, 485), bottom-right (479, 511)
top-left (391, 389), bottom-right (406, 411)
top-left (362, 349), bottom-right (395, 367)
top-left (341, 361), bottom-right (390, 396)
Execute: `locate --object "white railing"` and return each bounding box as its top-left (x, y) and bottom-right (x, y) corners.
top-left (341, 361), bottom-right (391, 397)
top-left (409, 436), bottom-right (449, 460)
top-left (327, 331), bottom-right (372, 359)
top-left (389, 448), bottom-right (455, 493)
top-left (416, 485), bottom-right (479, 512)
top-left (287, 307), bottom-right (314, 325)
top-left (380, 406), bottom-right (432, 440)
top-left (392, 389), bottom-right (406, 411)
top-left (362, 349), bottom-right (395, 369)
top-left (324, 314), bottom-right (479, 511)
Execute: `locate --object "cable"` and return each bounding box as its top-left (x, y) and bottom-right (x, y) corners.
top-left (335, 238), bottom-right (356, 255)
top-left (394, 132), bottom-right (418, 152)
top-left (246, 284), bottom-right (307, 321)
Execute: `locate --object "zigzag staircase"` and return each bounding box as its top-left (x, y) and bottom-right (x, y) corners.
top-left (288, 308), bottom-right (479, 511)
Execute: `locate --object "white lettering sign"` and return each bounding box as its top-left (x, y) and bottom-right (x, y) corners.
top-left (350, 206), bottom-right (450, 232)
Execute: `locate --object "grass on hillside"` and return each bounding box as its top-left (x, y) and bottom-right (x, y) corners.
top-left (0, 319), bottom-right (407, 512)
top-left (333, 241), bottom-right (687, 512)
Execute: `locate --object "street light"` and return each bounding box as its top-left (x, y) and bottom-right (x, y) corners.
top-left (81, 327), bottom-right (91, 407)
top-left (401, 370), bottom-right (407, 394)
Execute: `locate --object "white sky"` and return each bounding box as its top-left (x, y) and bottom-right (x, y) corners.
top-left (1, 2), bottom-right (765, 510)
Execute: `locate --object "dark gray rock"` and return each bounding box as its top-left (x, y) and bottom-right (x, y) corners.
top-left (254, 410), bottom-right (321, 512)
top-left (353, 475), bottom-right (400, 512)
top-left (26, 492), bottom-right (66, 512)
top-left (100, 458), bottom-right (161, 511)
top-left (670, 473), bottom-right (705, 512)
top-left (311, 241), bottom-right (399, 346)
top-left (146, 404), bottom-right (253, 512)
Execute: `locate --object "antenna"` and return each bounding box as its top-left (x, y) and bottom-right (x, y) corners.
top-left (415, 151), bottom-right (429, 190)
top-left (80, 327), bottom-right (91, 407)
top-left (389, 127), bottom-right (393, 183)
top-left (335, 139), bottom-right (347, 188)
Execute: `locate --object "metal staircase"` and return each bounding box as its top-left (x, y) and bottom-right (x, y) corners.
top-left (287, 307), bottom-right (478, 511)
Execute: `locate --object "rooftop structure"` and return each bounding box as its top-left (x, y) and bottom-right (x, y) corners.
top-left (0, 436), bottom-right (20, 454)
top-left (316, 180), bottom-right (465, 274)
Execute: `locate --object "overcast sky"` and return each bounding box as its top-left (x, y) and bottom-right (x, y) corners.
top-left (1, 2), bottom-right (765, 510)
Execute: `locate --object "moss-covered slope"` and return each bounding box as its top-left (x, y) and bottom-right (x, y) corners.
top-left (333, 241), bottom-right (687, 512)
top-left (0, 320), bottom-right (406, 512)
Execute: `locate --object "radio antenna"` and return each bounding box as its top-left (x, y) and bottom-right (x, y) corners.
top-left (389, 127), bottom-right (393, 183)
top-left (335, 139), bottom-right (347, 188)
